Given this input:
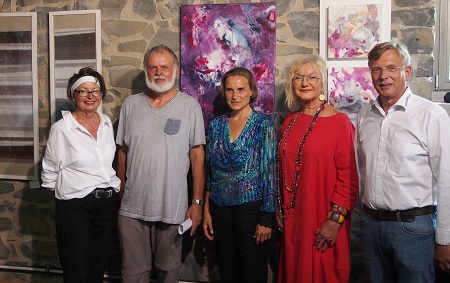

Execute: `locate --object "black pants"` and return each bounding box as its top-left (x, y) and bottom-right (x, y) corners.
top-left (210, 200), bottom-right (268, 283)
top-left (55, 192), bottom-right (118, 283)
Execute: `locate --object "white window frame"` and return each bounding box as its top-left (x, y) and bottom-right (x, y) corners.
top-left (49, 10), bottom-right (102, 124)
top-left (0, 13), bottom-right (39, 180)
top-left (434, 0), bottom-right (450, 97)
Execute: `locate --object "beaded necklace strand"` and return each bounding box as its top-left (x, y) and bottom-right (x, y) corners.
top-left (277, 100), bottom-right (326, 219)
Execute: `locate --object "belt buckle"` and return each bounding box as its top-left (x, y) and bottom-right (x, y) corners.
top-left (94, 189), bottom-right (113, 198)
top-left (94, 190), bottom-right (104, 198)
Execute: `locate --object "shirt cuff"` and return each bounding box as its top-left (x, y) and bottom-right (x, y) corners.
top-left (435, 227), bottom-right (450, 245)
top-left (258, 212), bottom-right (275, 228)
top-left (41, 182), bottom-right (55, 191)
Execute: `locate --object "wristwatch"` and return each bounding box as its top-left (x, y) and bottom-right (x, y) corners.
top-left (192, 199), bottom-right (204, 206)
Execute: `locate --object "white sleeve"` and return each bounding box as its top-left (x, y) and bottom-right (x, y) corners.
top-left (431, 111), bottom-right (450, 245)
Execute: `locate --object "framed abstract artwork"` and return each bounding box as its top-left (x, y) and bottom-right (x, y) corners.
top-left (327, 4), bottom-right (383, 59)
top-left (0, 13), bottom-right (39, 180)
top-left (180, 3), bottom-right (276, 128)
top-left (49, 10), bottom-right (101, 124)
top-left (328, 66), bottom-right (378, 122)
top-left (320, 0), bottom-right (391, 61)
top-left (320, 0), bottom-right (391, 119)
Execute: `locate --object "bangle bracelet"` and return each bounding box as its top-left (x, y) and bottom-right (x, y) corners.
top-left (327, 211), bottom-right (345, 224)
top-left (331, 204), bottom-right (348, 216)
top-left (192, 199), bottom-right (204, 206)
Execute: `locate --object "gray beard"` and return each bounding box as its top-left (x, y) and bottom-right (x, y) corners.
top-left (146, 73), bottom-right (176, 93)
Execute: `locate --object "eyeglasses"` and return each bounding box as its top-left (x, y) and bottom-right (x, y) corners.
top-left (292, 75), bottom-right (321, 85)
top-left (370, 65), bottom-right (405, 74)
top-left (74, 89), bottom-right (103, 97)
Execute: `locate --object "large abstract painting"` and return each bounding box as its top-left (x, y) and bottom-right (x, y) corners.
top-left (328, 67), bottom-right (377, 121)
top-left (327, 4), bottom-right (382, 59)
top-left (180, 3), bottom-right (276, 128)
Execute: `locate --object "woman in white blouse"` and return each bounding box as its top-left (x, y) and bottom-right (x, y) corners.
top-left (41, 67), bottom-right (120, 283)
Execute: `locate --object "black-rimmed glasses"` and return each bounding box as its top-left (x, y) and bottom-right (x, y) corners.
top-left (74, 89), bottom-right (103, 97)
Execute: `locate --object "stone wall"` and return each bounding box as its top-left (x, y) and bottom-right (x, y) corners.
top-left (0, 0), bottom-right (439, 282)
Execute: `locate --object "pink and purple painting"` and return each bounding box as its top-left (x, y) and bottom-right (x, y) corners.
top-left (328, 67), bottom-right (378, 118)
top-left (327, 4), bottom-right (382, 59)
top-left (180, 3), bottom-right (276, 127)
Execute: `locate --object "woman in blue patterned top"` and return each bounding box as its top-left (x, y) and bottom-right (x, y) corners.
top-left (202, 67), bottom-right (277, 283)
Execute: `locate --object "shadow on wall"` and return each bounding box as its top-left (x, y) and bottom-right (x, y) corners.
top-left (181, 169), bottom-right (220, 282)
top-left (15, 185), bottom-right (61, 282)
top-left (130, 71), bottom-right (147, 95)
top-left (4, 184), bottom-right (121, 282)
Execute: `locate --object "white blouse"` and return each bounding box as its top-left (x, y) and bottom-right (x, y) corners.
top-left (41, 111), bottom-right (120, 200)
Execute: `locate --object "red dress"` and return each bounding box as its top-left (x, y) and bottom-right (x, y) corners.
top-left (278, 112), bottom-right (358, 283)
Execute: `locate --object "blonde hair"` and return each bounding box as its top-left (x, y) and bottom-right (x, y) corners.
top-left (285, 54), bottom-right (327, 111)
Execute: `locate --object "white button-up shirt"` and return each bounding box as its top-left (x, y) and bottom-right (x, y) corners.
top-left (41, 111), bottom-right (120, 200)
top-left (356, 88), bottom-right (450, 244)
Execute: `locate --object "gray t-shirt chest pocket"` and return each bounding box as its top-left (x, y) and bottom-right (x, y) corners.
top-left (164, 118), bottom-right (181, 135)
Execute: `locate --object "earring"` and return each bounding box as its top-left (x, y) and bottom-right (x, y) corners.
top-left (319, 94), bottom-right (326, 101)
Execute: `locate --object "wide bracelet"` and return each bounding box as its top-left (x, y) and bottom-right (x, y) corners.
top-left (331, 204), bottom-right (348, 216)
top-left (327, 211), bottom-right (345, 224)
top-left (192, 199), bottom-right (204, 206)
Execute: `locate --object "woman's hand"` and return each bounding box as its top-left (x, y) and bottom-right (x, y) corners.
top-left (202, 209), bottom-right (214, 241)
top-left (314, 220), bottom-right (341, 252)
top-left (254, 224), bottom-right (272, 245)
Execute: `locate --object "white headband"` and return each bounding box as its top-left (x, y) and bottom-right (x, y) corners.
top-left (71, 76), bottom-right (99, 94)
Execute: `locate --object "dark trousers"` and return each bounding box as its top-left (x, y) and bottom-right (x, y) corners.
top-left (210, 200), bottom-right (268, 283)
top-left (55, 192), bottom-right (118, 283)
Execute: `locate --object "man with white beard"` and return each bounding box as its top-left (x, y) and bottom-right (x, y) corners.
top-left (116, 44), bottom-right (206, 283)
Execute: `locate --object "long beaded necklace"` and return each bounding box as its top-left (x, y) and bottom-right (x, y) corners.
top-left (277, 100), bottom-right (326, 219)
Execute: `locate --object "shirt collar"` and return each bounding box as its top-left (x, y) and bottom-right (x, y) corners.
top-left (62, 110), bottom-right (110, 132)
top-left (371, 87), bottom-right (413, 114)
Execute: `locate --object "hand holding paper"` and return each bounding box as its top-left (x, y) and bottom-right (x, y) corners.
top-left (178, 218), bottom-right (192, 235)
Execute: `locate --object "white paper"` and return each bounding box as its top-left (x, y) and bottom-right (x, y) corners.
top-left (178, 218), bottom-right (192, 235)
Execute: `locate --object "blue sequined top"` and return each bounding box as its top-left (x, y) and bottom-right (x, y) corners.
top-left (206, 110), bottom-right (277, 214)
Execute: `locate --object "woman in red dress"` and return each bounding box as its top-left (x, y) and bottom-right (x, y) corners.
top-left (276, 55), bottom-right (359, 283)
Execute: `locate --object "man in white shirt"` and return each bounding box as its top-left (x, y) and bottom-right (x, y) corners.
top-left (356, 42), bottom-right (450, 283)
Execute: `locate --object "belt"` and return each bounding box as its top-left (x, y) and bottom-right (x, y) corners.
top-left (363, 204), bottom-right (436, 222)
top-left (90, 188), bottom-right (116, 199)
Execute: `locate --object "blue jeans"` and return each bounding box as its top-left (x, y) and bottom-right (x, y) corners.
top-left (360, 210), bottom-right (436, 283)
